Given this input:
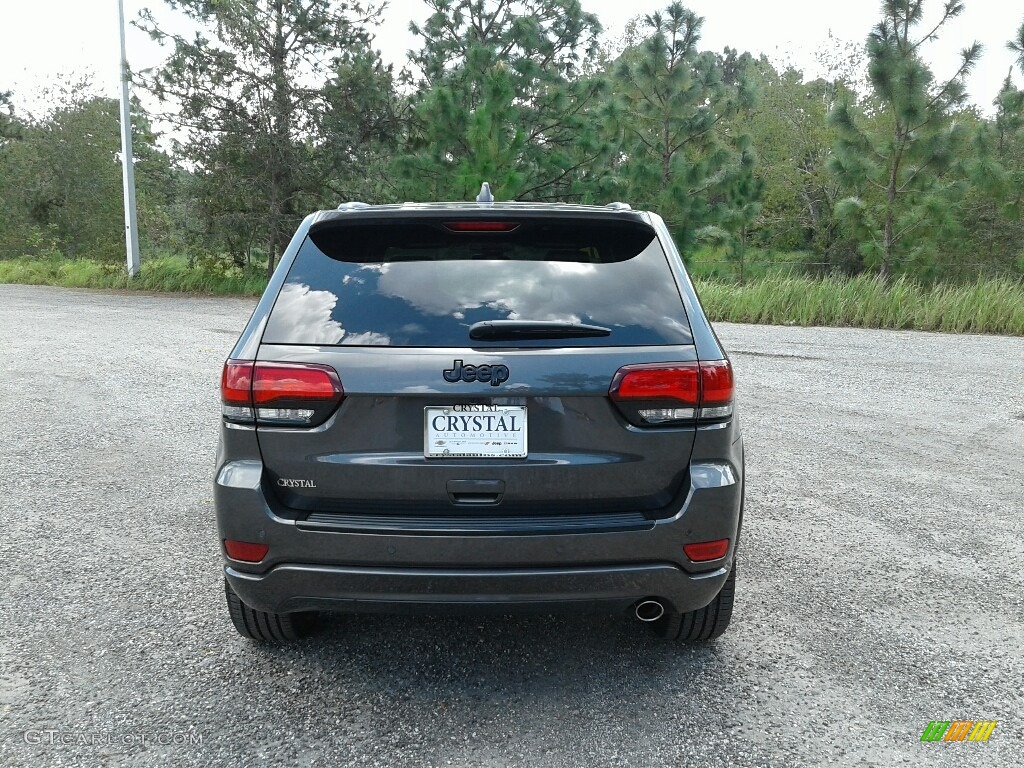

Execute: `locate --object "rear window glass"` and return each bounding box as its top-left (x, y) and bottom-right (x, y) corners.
top-left (262, 218), bottom-right (693, 347)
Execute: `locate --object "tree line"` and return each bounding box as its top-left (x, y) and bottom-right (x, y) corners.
top-left (1, 0), bottom-right (1022, 282)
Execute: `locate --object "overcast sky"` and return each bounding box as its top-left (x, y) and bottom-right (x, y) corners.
top-left (1, 0), bottom-right (1021, 117)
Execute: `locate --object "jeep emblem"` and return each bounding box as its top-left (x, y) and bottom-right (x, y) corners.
top-left (443, 359), bottom-right (510, 387)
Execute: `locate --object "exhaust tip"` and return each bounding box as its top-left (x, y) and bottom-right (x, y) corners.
top-left (634, 600), bottom-right (665, 622)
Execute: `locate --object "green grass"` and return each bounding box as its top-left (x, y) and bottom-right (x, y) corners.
top-left (2, 255), bottom-right (1023, 336)
top-left (0, 254), bottom-right (267, 296)
top-left (695, 274), bottom-right (1024, 336)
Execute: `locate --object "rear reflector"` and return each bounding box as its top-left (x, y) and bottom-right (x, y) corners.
top-left (443, 221), bottom-right (520, 232)
top-left (221, 360), bottom-right (343, 426)
top-left (223, 540), bottom-right (269, 562)
top-left (609, 360), bottom-right (734, 425)
top-left (683, 539), bottom-right (730, 562)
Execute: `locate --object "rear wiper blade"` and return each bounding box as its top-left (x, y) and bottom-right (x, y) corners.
top-left (469, 320), bottom-right (612, 341)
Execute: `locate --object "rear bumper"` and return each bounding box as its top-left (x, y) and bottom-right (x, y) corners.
top-left (225, 562), bottom-right (731, 615)
top-left (215, 428), bottom-right (744, 617)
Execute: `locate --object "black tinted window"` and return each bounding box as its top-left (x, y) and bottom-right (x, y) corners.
top-left (263, 218), bottom-right (693, 347)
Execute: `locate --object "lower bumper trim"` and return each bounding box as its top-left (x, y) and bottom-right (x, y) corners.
top-left (225, 562), bottom-right (730, 616)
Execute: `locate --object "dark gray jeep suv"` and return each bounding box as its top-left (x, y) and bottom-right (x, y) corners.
top-left (215, 193), bottom-right (744, 643)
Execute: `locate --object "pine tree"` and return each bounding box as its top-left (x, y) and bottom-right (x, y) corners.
top-left (398, 0), bottom-right (612, 202)
top-left (987, 20), bottom-right (1024, 270)
top-left (136, 0), bottom-right (381, 275)
top-left (1010, 19), bottom-right (1024, 72)
top-left (612, 4), bottom-right (760, 254)
top-left (321, 49), bottom-right (405, 204)
top-left (828, 1), bottom-right (981, 276)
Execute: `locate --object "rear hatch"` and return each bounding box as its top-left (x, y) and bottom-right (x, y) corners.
top-left (246, 209), bottom-right (702, 519)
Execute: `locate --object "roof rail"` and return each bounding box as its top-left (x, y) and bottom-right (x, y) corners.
top-left (337, 202), bottom-right (372, 211)
top-left (605, 202), bottom-right (632, 211)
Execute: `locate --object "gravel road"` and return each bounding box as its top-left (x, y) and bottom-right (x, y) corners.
top-left (0, 283), bottom-right (1021, 768)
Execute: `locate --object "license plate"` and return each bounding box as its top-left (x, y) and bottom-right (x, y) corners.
top-left (424, 405), bottom-right (528, 458)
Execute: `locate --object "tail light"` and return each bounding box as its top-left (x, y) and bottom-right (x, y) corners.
top-left (221, 360), bottom-right (344, 426)
top-left (609, 360), bottom-right (734, 426)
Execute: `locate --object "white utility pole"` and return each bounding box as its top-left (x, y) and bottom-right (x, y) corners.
top-left (117, 0), bottom-right (141, 277)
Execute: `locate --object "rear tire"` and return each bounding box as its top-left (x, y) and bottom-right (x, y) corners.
top-left (653, 563), bottom-right (736, 642)
top-left (224, 578), bottom-right (315, 643)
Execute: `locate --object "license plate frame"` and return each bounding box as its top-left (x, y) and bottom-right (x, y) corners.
top-left (424, 405), bottom-right (528, 459)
